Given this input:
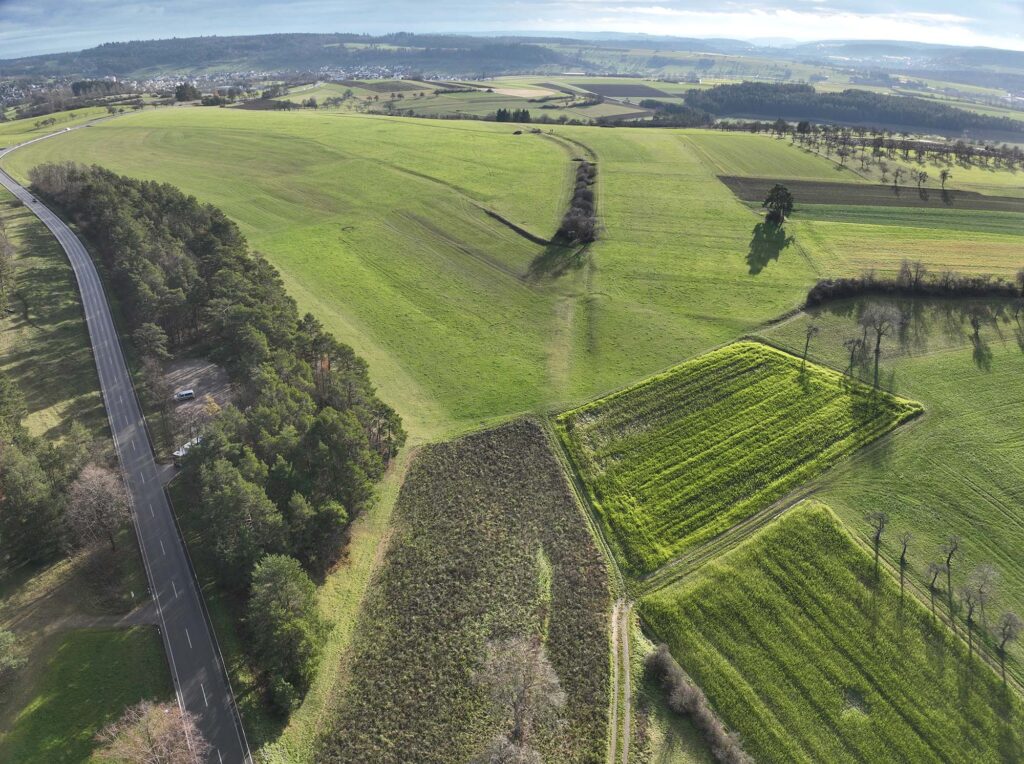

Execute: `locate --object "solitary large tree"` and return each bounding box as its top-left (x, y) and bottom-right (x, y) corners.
top-left (66, 465), bottom-right (131, 552)
top-left (762, 184), bottom-right (794, 225)
top-left (95, 700), bottom-right (208, 763)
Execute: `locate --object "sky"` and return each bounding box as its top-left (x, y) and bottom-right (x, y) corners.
top-left (0, 0), bottom-right (1021, 58)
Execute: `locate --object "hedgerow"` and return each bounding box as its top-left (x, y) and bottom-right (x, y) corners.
top-left (320, 419), bottom-right (610, 763)
top-left (556, 341), bottom-right (922, 575)
top-left (641, 501), bottom-right (1024, 763)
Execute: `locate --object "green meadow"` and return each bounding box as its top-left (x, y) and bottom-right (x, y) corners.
top-left (0, 627), bottom-right (170, 763)
top-left (759, 297), bottom-right (1024, 672)
top-left (641, 501), bottom-right (1023, 764)
top-left (1, 109), bottom-right (816, 439)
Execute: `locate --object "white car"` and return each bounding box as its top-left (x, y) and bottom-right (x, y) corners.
top-left (173, 389), bottom-right (195, 402)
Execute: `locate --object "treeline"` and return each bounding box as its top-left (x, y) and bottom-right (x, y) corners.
top-left (557, 160), bottom-right (597, 244)
top-left (684, 83), bottom-right (1024, 137)
top-left (635, 99), bottom-right (713, 127)
top-left (494, 107), bottom-right (531, 123)
top-left (29, 162), bottom-right (405, 712)
top-left (806, 261), bottom-right (1024, 307)
top-left (645, 645), bottom-right (752, 764)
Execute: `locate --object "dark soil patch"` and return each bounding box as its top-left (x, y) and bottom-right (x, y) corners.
top-left (718, 175), bottom-right (1024, 213)
top-left (572, 83), bottom-right (669, 98)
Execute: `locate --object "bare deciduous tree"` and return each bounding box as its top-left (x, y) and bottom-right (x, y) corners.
top-left (968, 563), bottom-right (999, 629)
top-left (66, 465), bottom-right (131, 552)
top-left (95, 700), bottom-right (208, 763)
top-left (927, 561), bottom-right (946, 617)
top-left (859, 305), bottom-right (902, 388)
top-left (941, 535), bottom-right (961, 625)
top-left (898, 531), bottom-right (912, 596)
top-left (843, 337), bottom-right (864, 378)
top-left (998, 612), bottom-right (1022, 680)
top-left (866, 511), bottom-right (889, 575)
top-left (801, 323), bottom-right (819, 369)
top-left (475, 636), bottom-right (565, 754)
top-left (961, 585), bottom-right (979, 657)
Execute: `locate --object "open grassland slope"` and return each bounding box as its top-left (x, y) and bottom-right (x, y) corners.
top-left (759, 297), bottom-right (1024, 673)
top-left (2, 112), bottom-right (819, 439)
top-left (641, 500), bottom-right (1024, 764)
top-left (0, 627), bottom-right (170, 763)
top-left (557, 341), bottom-right (921, 576)
top-left (320, 419), bottom-right (609, 763)
top-left (1, 108), bottom-right (572, 438)
top-left (0, 107), bottom-right (109, 149)
top-left (0, 190), bottom-right (106, 440)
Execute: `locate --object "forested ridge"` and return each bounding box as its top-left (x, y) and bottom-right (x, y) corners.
top-left (0, 33), bottom-right (567, 78)
top-left (29, 162), bottom-right (405, 710)
top-left (684, 83), bottom-right (1024, 136)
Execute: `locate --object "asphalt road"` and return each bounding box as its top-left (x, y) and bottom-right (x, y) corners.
top-left (0, 131), bottom-right (251, 763)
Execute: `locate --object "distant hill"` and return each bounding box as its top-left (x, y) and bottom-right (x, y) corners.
top-left (0, 33), bottom-right (572, 79)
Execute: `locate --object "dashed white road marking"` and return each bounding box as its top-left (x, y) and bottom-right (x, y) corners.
top-left (139, 471), bottom-right (145, 484)
top-left (171, 580), bottom-right (178, 599)
top-left (185, 628), bottom-right (193, 649)
top-left (148, 503), bottom-right (154, 517)
top-left (201, 683), bottom-right (208, 707)
top-left (160, 539), bottom-right (166, 556)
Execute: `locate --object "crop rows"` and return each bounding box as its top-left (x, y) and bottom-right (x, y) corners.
top-left (321, 419), bottom-right (610, 763)
top-left (640, 501), bottom-right (1023, 763)
top-left (556, 341), bottom-right (921, 575)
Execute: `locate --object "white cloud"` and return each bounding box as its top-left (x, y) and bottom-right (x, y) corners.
top-left (521, 6), bottom-right (1024, 50)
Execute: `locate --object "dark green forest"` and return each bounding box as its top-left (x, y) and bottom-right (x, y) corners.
top-left (28, 162), bottom-right (405, 710)
top-left (684, 82), bottom-right (1024, 137)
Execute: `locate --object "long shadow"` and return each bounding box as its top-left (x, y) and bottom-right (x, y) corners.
top-left (746, 221), bottom-right (792, 275)
top-left (527, 241), bottom-right (588, 281)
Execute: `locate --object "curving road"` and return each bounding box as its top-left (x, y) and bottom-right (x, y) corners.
top-left (0, 129), bottom-right (251, 763)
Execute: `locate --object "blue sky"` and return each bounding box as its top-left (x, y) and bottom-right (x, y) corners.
top-left (0, 0), bottom-right (1021, 57)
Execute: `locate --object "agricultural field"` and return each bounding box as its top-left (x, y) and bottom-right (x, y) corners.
top-left (758, 296), bottom-right (1024, 672)
top-left (1, 110), bottom-right (820, 440)
top-left (787, 204), bottom-right (1024, 237)
top-left (321, 419), bottom-right (610, 763)
top-left (641, 500), bottom-right (1023, 764)
top-left (719, 176), bottom-right (1024, 213)
top-left (683, 131), bottom-right (861, 181)
top-left (0, 106), bottom-right (109, 148)
top-left (556, 341), bottom-right (921, 575)
top-left (794, 219), bottom-right (1024, 278)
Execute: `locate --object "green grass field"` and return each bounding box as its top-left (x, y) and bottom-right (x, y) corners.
top-left (1, 111), bottom-right (820, 440)
top-left (641, 500), bottom-right (1023, 764)
top-left (793, 218), bottom-right (1024, 278)
top-left (0, 190), bottom-right (107, 441)
top-left (0, 627), bottom-right (171, 763)
top-left (0, 107), bottom-right (109, 149)
top-left (759, 297), bottom-right (1024, 673)
top-left (556, 341), bottom-right (921, 575)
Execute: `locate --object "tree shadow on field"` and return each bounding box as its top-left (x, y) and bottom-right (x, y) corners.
top-left (527, 242), bottom-right (588, 281)
top-left (746, 222), bottom-right (792, 275)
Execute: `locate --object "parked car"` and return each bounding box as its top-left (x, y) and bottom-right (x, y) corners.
top-left (173, 389), bottom-right (195, 402)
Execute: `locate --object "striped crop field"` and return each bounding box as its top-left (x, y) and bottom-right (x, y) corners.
top-left (555, 341), bottom-right (922, 575)
top-left (641, 500), bottom-right (1023, 763)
